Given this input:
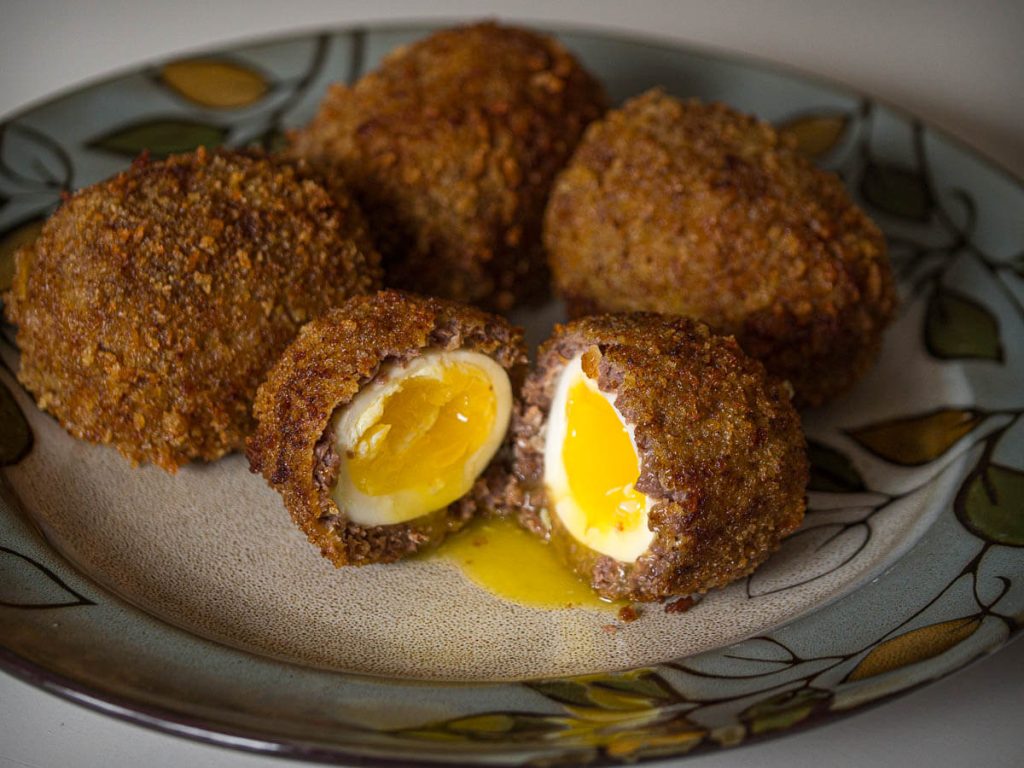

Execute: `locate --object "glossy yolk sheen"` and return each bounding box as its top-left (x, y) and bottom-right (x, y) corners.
top-left (348, 365), bottom-right (496, 506)
top-left (562, 380), bottom-right (646, 535)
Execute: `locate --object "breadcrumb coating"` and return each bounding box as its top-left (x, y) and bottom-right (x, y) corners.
top-left (545, 90), bottom-right (897, 406)
top-left (4, 148), bottom-right (381, 471)
top-left (511, 313), bottom-right (808, 602)
top-left (292, 22), bottom-right (607, 311)
top-left (247, 290), bottom-right (527, 566)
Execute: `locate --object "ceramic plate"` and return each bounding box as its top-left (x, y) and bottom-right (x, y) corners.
top-left (1, 22), bottom-right (1022, 766)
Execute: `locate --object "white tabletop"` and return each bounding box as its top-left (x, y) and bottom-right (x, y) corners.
top-left (1, 2), bottom-right (1022, 767)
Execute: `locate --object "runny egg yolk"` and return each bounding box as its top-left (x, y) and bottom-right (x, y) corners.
top-left (544, 353), bottom-right (655, 563)
top-left (562, 379), bottom-right (647, 536)
top-left (332, 351), bottom-right (512, 527)
top-left (349, 369), bottom-right (494, 496)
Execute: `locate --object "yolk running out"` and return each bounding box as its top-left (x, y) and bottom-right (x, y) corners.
top-left (436, 517), bottom-right (619, 612)
top-left (347, 364), bottom-right (496, 509)
top-left (562, 379), bottom-right (646, 535)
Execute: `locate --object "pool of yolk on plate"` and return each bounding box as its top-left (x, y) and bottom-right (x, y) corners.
top-left (434, 517), bottom-right (621, 612)
top-left (428, 359), bottom-right (650, 612)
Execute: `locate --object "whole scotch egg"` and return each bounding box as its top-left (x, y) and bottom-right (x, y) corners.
top-left (544, 90), bottom-right (897, 407)
top-left (247, 291), bottom-right (526, 565)
top-left (3, 148), bottom-right (381, 471)
top-left (291, 21), bottom-right (607, 311)
top-left (511, 314), bottom-right (808, 602)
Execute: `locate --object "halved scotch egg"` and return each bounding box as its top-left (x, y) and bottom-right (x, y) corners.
top-left (247, 290), bottom-right (526, 565)
top-left (511, 314), bottom-right (808, 602)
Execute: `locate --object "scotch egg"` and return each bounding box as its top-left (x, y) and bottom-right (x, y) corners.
top-left (291, 22), bottom-right (607, 311)
top-left (544, 90), bottom-right (897, 406)
top-left (3, 148), bottom-right (381, 472)
top-left (512, 314), bottom-right (808, 602)
top-left (247, 290), bottom-right (525, 565)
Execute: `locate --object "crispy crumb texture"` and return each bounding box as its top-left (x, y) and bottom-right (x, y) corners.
top-left (3, 148), bottom-right (381, 471)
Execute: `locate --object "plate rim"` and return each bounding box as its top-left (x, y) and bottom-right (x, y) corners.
top-left (5, 640), bottom-right (1015, 767)
top-left (0, 16), bottom-right (1020, 190)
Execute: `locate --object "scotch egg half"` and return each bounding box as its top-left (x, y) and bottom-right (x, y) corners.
top-left (513, 314), bottom-right (809, 602)
top-left (247, 290), bottom-right (526, 566)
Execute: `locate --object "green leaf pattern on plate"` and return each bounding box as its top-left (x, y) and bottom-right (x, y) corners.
top-left (926, 288), bottom-right (1003, 361)
top-left (742, 688), bottom-right (830, 735)
top-left (88, 119), bottom-right (229, 158)
top-left (807, 440), bottom-right (866, 492)
top-left (861, 160), bottom-right (931, 221)
top-left (848, 409), bottom-right (982, 466)
top-left (957, 463), bottom-right (1024, 547)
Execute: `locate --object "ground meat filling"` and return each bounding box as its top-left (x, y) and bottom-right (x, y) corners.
top-left (312, 431), bottom-right (341, 493)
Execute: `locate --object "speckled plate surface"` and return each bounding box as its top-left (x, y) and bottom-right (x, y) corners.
top-left (1, 22), bottom-right (1022, 766)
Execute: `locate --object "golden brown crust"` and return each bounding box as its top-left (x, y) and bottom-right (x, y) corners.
top-left (511, 313), bottom-right (808, 602)
top-left (246, 290), bottom-right (527, 566)
top-left (292, 21), bottom-right (607, 311)
top-left (3, 148), bottom-right (381, 471)
top-left (544, 90), bottom-right (897, 406)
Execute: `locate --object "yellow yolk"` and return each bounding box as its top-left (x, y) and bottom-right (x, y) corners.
top-left (562, 379), bottom-right (647, 536)
top-left (436, 517), bottom-right (619, 612)
top-left (348, 366), bottom-right (495, 497)
top-left (332, 351), bottom-right (512, 527)
top-left (544, 354), bottom-right (655, 563)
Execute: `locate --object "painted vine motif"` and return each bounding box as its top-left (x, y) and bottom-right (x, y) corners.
top-left (0, 546), bottom-right (94, 609)
top-left (0, 28), bottom-right (1021, 765)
